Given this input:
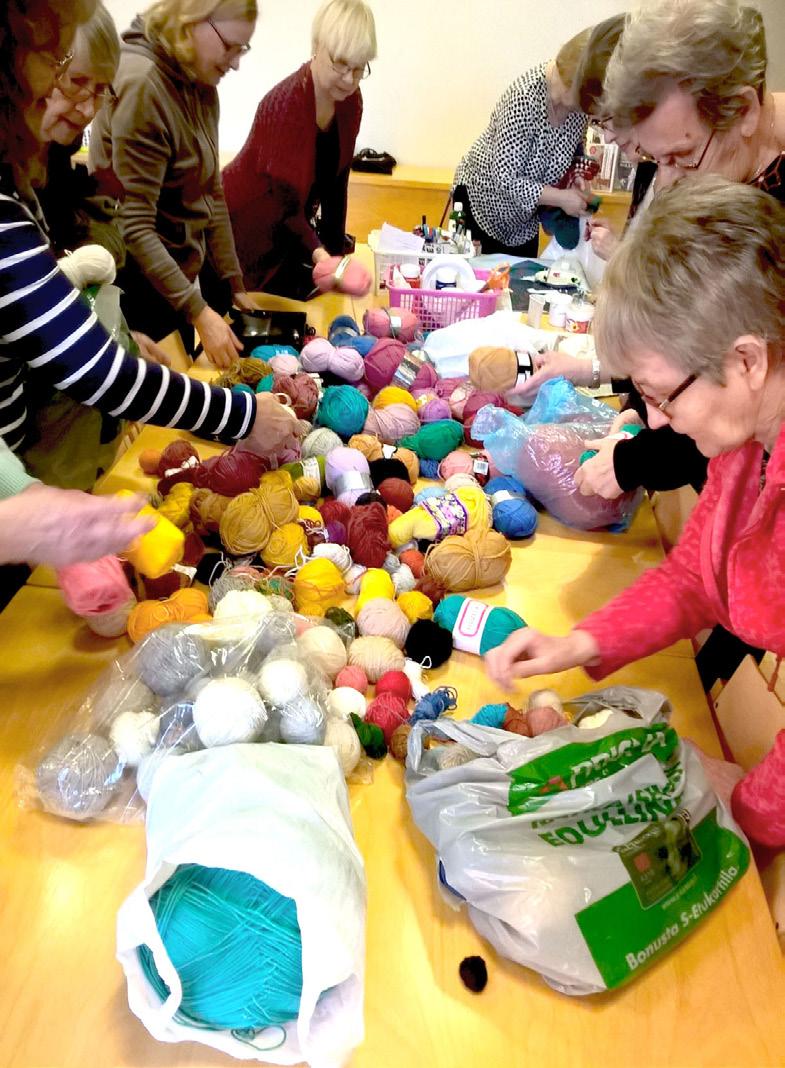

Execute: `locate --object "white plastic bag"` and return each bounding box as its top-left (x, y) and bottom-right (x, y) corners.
top-left (406, 687), bottom-right (749, 995)
top-left (117, 743), bottom-right (366, 1066)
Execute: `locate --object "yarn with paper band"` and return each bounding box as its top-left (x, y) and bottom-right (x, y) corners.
top-left (363, 403), bottom-right (420, 444)
top-left (326, 686), bottom-right (367, 721)
top-left (193, 678), bottom-right (268, 746)
top-left (396, 590), bottom-right (434, 624)
top-left (348, 635), bottom-right (405, 682)
top-left (250, 342), bottom-right (297, 363)
top-left (357, 598), bottom-right (411, 648)
top-left (334, 664), bottom-right (368, 693)
top-left (388, 485), bottom-right (491, 550)
top-left (389, 722), bottom-right (412, 762)
top-left (398, 420), bottom-right (465, 461)
top-left (301, 426), bottom-right (343, 459)
top-left (293, 557), bottom-right (345, 616)
top-left (317, 384), bottom-right (369, 439)
top-left (439, 450), bottom-right (492, 487)
top-left (301, 338), bottom-right (365, 383)
top-left (137, 864), bottom-right (303, 1031)
top-left (345, 502), bottom-right (390, 568)
top-left (363, 306), bottom-right (420, 343)
top-left (136, 625), bottom-right (211, 697)
top-left (323, 717), bottom-right (362, 775)
top-left (261, 522), bottom-right (308, 568)
top-left (424, 527), bottom-right (512, 592)
top-left (404, 619), bottom-right (453, 667)
top-left (325, 446), bottom-right (373, 505)
top-left (375, 670), bottom-right (412, 703)
top-left (57, 555), bottom-right (137, 638)
top-left (355, 567), bottom-right (395, 612)
top-left (280, 456), bottom-right (327, 501)
top-left (469, 346), bottom-right (530, 394)
top-left (372, 385), bottom-right (418, 414)
top-left (365, 693), bottom-right (410, 744)
top-left (484, 475), bottom-right (537, 539)
top-left (434, 595), bottom-right (526, 655)
top-left (36, 733), bottom-right (121, 820)
top-left (313, 254), bottom-right (371, 296)
top-left (109, 709), bottom-right (159, 766)
top-left (297, 625), bottom-right (348, 679)
top-left (399, 549), bottom-right (425, 579)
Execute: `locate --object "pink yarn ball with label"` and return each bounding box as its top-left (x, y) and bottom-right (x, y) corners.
top-left (313, 256), bottom-right (372, 296)
top-left (325, 447), bottom-right (373, 505)
top-left (363, 307), bottom-right (421, 344)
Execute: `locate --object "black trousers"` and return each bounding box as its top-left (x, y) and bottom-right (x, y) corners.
top-left (454, 184), bottom-right (540, 258)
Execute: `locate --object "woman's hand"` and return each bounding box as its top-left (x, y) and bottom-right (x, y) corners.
top-left (485, 628), bottom-right (599, 688)
top-left (194, 306), bottom-right (243, 369)
top-left (232, 291), bottom-right (257, 312)
top-left (559, 187), bottom-right (591, 217)
top-left (242, 393), bottom-right (301, 457)
top-left (574, 436), bottom-right (624, 499)
top-left (588, 220), bottom-right (619, 260)
top-left (131, 331), bottom-right (171, 367)
top-left (511, 350), bottom-right (593, 399)
top-left (0, 485), bottom-right (154, 568)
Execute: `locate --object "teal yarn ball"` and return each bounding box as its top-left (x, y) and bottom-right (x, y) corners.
top-left (398, 419), bottom-right (465, 461)
top-left (233, 383), bottom-right (255, 396)
top-left (255, 374), bottom-right (275, 394)
top-left (470, 703), bottom-right (508, 728)
top-left (251, 344), bottom-right (298, 360)
top-left (317, 385), bottom-right (369, 439)
top-left (433, 595), bottom-right (526, 655)
top-left (138, 864), bottom-right (303, 1031)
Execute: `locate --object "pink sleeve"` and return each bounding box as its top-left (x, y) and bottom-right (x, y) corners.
top-left (576, 467), bottom-right (724, 678)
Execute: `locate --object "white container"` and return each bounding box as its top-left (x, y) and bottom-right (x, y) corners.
top-left (566, 298), bottom-right (595, 334)
top-left (527, 292), bottom-right (547, 328)
top-left (548, 292), bottom-right (573, 328)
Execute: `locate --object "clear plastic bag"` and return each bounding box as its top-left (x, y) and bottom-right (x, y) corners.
top-left (406, 686), bottom-right (750, 995)
top-left (472, 378), bottom-right (642, 530)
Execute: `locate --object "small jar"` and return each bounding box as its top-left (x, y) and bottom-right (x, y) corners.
top-left (548, 292), bottom-right (572, 328)
top-left (566, 297), bottom-right (595, 334)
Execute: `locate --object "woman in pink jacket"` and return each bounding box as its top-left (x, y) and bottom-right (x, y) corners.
top-left (487, 174), bottom-right (785, 688)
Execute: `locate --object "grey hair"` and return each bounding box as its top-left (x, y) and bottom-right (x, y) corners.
top-left (573, 14), bottom-right (625, 116)
top-left (75, 1), bottom-right (120, 83)
top-left (311, 0), bottom-right (377, 67)
top-left (602, 0), bottom-right (767, 129)
top-left (594, 174), bottom-right (785, 382)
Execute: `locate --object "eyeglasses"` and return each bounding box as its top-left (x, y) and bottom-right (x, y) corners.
top-left (55, 72), bottom-right (116, 106)
top-left (634, 373), bottom-right (698, 416)
top-left (636, 128), bottom-right (716, 171)
top-left (208, 18), bottom-right (251, 58)
top-left (42, 49), bottom-right (74, 76)
top-left (593, 116), bottom-right (613, 131)
top-left (329, 54), bottom-right (371, 81)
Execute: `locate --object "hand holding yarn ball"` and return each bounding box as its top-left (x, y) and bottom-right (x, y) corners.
top-left (312, 254), bottom-right (372, 297)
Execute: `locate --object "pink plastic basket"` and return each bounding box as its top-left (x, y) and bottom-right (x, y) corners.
top-left (386, 269), bottom-right (496, 333)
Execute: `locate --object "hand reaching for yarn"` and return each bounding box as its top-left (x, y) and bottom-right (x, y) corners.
top-left (513, 350), bottom-right (593, 400)
top-left (0, 485), bottom-right (154, 568)
top-left (312, 255), bottom-right (372, 297)
top-left (195, 305), bottom-right (243, 369)
top-left (131, 331), bottom-right (171, 367)
top-left (574, 436), bottom-right (623, 499)
top-left (232, 291), bottom-right (257, 312)
top-left (484, 627), bottom-right (599, 689)
top-left (242, 393), bottom-right (301, 457)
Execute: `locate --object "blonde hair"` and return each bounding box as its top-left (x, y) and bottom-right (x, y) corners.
top-left (554, 27), bottom-right (594, 92)
top-left (144, 0), bottom-right (257, 68)
top-left (603, 0), bottom-right (767, 129)
top-left (312, 0), bottom-right (377, 67)
top-left (75, 1), bottom-right (120, 84)
top-left (594, 174), bottom-right (785, 383)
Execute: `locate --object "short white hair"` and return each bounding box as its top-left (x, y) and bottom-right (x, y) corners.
top-left (312, 0), bottom-right (377, 67)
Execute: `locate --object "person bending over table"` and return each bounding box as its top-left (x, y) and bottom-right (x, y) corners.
top-left (486, 176), bottom-right (785, 692)
top-left (89, 0), bottom-right (258, 366)
top-left (222, 0), bottom-right (375, 300)
top-left (452, 27), bottom-right (593, 259)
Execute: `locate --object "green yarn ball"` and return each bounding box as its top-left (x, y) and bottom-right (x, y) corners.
top-left (138, 864), bottom-right (303, 1032)
top-left (350, 712), bottom-right (387, 758)
top-left (433, 595), bottom-right (526, 655)
top-left (398, 419), bottom-right (465, 460)
top-left (317, 385), bottom-right (369, 439)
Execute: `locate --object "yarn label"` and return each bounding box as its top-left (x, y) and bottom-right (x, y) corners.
top-left (382, 444), bottom-right (396, 459)
top-left (471, 454), bottom-right (489, 478)
top-left (301, 457), bottom-right (322, 482)
top-left (333, 471), bottom-right (372, 499)
top-left (490, 490), bottom-right (524, 506)
top-left (420, 493), bottom-right (468, 541)
top-left (452, 598), bottom-right (491, 654)
top-left (392, 350), bottom-right (425, 389)
top-left (515, 351), bottom-right (534, 389)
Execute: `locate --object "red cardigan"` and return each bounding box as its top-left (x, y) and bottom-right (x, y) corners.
top-left (222, 62), bottom-right (362, 290)
top-left (577, 421), bottom-right (785, 677)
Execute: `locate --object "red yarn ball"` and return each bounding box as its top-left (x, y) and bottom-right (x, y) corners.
top-left (365, 693), bottom-right (410, 744)
top-left (319, 498), bottom-right (352, 527)
top-left (375, 670), bottom-right (412, 703)
top-left (416, 575), bottom-right (446, 605)
top-left (399, 548), bottom-right (425, 579)
top-left (462, 391), bottom-right (505, 425)
top-left (157, 440), bottom-right (199, 477)
top-left (272, 372), bottom-right (320, 420)
top-left (377, 477), bottom-right (414, 512)
top-left (207, 448), bottom-right (268, 496)
top-left (345, 502), bottom-right (390, 568)
top-left (364, 338), bottom-right (407, 394)
top-left (504, 709), bottom-right (533, 737)
top-left (335, 665), bottom-right (369, 693)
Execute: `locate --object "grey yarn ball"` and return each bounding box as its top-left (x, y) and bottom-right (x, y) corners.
top-left (36, 734), bottom-right (122, 821)
top-left (135, 625), bottom-right (211, 697)
top-left (301, 427), bottom-right (343, 460)
top-left (157, 699), bottom-right (202, 752)
top-left (90, 674), bottom-right (159, 728)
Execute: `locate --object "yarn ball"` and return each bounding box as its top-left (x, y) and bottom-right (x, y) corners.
top-left (459, 955), bottom-right (488, 994)
top-left (190, 489), bottom-right (231, 535)
top-left (193, 678), bottom-right (268, 746)
top-left (297, 625), bottom-right (348, 679)
top-left (393, 448), bottom-right (419, 484)
top-left (219, 491), bottom-right (272, 555)
top-left (313, 255), bottom-right (371, 296)
top-left (433, 595), bottom-right (526, 655)
top-left (109, 709), bottom-right (159, 766)
top-left (319, 498), bottom-right (352, 527)
top-left (58, 554), bottom-right (135, 618)
top-left (404, 619), bottom-right (453, 668)
top-left (346, 433), bottom-right (382, 463)
top-left (35, 733), bottom-right (121, 821)
top-left (261, 523), bottom-right (308, 569)
top-left (365, 693), bottom-right (410, 744)
top-left (293, 558), bottom-right (345, 616)
top-left (439, 450), bottom-right (490, 486)
top-left (157, 440), bottom-right (199, 477)
top-left (471, 703), bottom-right (512, 729)
top-left (268, 353), bottom-right (301, 375)
top-left (325, 446), bottom-right (373, 505)
top-left (326, 686), bottom-right (367, 721)
top-left (213, 589), bottom-right (273, 625)
top-left (345, 502), bottom-right (390, 569)
top-left (376, 477), bottom-right (414, 513)
top-left (367, 457), bottom-right (409, 487)
top-left (416, 575), bottom-right (446, 606)
top-left (375, 670), bottom-right (412, 703)
top-left (528, 689), bottom-right (565, 716)
top-left (504, 709), bottom-right (533, 737)
top-left (278, 458), bottom-right (326, 502)
top-left (350, 713), bottom-right (387, 759)
top-left (424, 528), bottom-right (512, 592)
top-left (136, 625), bottom-right (211, 697)
top-left (208, 567), bottom-right (260, 612)
top-left (355, 568), bottom-right (395, 613)
top-left (140, 449), bottom-right (162, 475)
top-left (398, 420), bottom-right (465, 461)
top-left (414, 390), bottom-right (452, 423)
top-left (389, 723), bottom-right (412, 762)
top-left (301, 426), bottom-right (343, 459)
top-left (138, 864), bottom-right (302, 1030)
top-left (257, 658), bottom-right (309, 704)
top-left (468, 346), bottom-right (519, 394)
top-left (357, 598), bottom-right (411, 648)
top-left (323, 717), bottom-right (362, 775)
top-left (392, 562), bottom-right (417, 595)
top-left (363, 306), bottom-right (421, 343)
top-left (363, 403), bottom-right (420, 444)
top-left (334, 665), bottom-right (368, 693)
top-left (348, 635), bottom-right (405, 683)
top-left (485, 475), bottom-right (537, 539)
top-left (419, 459), bottom-right (440, 479)
top-left (528, 704), bottom-right (568, 735)
top-left (372, 385), bottom-right (418, 414)
top-left (409, 686), bottom-right (458, 724)
top-left (463, 391), bottom-right (505, 427)
top-left (279, 695), bottom-right (326, 745)
top-left (399, 549), bottom-right (425, 579)
top-left (396, 590), bottom-right (434, 624)
top-left (363, 338), bottom-right (407, 393)
top-left (301, 337), bottom-right (365, 383)
top-left (91, 674), bottom-right (159, 725)
top-left (317, 385), bottom-right (369, 439)
top-left (208, 449), bottom-right (267, 497)
top-left (271, 372), bottom-right (320, 421)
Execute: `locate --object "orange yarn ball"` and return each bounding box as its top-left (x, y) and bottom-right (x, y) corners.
top-left (399, 548), bottom-right (425, 579)
top-left (390, 722), bottom-right (412, 762)
top-left (127, 600), bottom-right (173, 643)
top-left (139, 449), bottom-right (162, 475)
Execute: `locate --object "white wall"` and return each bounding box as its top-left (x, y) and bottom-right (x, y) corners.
top-left (105, 0), bottom-right (785, 169)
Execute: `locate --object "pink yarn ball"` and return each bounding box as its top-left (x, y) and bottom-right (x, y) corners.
top-left (434, 376), bottom-right (469, 400)
top-left (335, 665), bottom-right (369, 693)
top-left (313, 256), bottom-right (372, 296)
top-left (357, 597), bottom-right (411, 648)
top-left (325, 446), bottom-right (373, 505)
top-left (375, 669), bottom-right (412, 703)
top-left (58, 555), bottom-right (134, 615)
top-left (415, 394), bottom-right (452, 423)
top-left (412, 360), bottom-right (438, 392)
top-left (363, 307), bottom-right (421, 344)
top-left (301, 338), bottom-right (365, 383)
top-left (528, 704), bottom-right (567, 735)
top-left (462, 391), bottom-right (505, 423)
top-left (364, 338), bottom-right (407, 394)
top-left (449, 382), bottom-right (476, 421)
top-left (366, 692), bottom-right (410, 744)
top-left (269, 353), bottom-right (300, 375)
top-left (363, 404), bottom-right (420, 444)
top-left (438, 450), bottom-right (477, 481)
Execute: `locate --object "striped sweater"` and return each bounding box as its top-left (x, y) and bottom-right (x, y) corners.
top-left (0, 191), bottom-right (254, 452)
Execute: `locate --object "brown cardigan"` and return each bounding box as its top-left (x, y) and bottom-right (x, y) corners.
top-left (89, 17), bottom-right (243, 322)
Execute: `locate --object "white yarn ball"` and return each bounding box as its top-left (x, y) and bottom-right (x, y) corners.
top-left (312, 542), bottom-right (353, 575)
top-left (527, 688), bottom-right (564, 715)
top-left (301, 427), bottom-right (343, 459)
top-left (279, 695), bottom-right (326, 744)
top-left (266, 594), bottom-right (294, 614)
top-left (297, 626), bottom-right (348, 679)
top-left (214, 589), bottom-right (273, 622)
top-left (193, 677), bottom-right (268, 746)
top-left (326, 686), bottom-right (367, 721)
top-left (109, 709), bottom-right (159, 767)
top-left (432, 743), bottom-right (476, 770)
top-left (578, 708), bottom-right (616, 731)
top-left (382, 553), bottom-right (401, 575)
top-left (324, 718), bottom-right (362, 776)
top-left (257, 659), bottom-right (309, 704)
top-left (392, 562), bottom-right (416, 595)
top-left (57, 244), bottom-right (116, 289)
top-left (403, 658), bottom-right (429, 700)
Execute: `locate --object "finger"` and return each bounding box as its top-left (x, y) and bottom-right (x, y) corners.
top-left (229, 328), bottom-right (243, 352)
top-left (582, 438), bottom-right (609, 450)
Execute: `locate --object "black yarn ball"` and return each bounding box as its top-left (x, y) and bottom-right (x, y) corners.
top-left (194, 551), bottom-right (226, 586)
top-left (369, 457), bottom-right (410, 487)
top-left (459, 956), bottom-right (488, 993)
top-left (417, 538), bottom-right (432, 555)
top-left (404, 619), bottom-right (453, 667)
top-left (355, 491), bottom-right (385, 507)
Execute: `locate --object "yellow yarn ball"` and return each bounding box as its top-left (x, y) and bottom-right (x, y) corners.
top-left (293, 558), bottom-right (346, 615)
top-left (372, 385), bottom-right (418, 413)
top-left (219, 490), bottom-right (272, 554)
top-left (396, 590), bottom-right (434, 623)
top-left (158, 482), bottom-right (194, 529)
top-left (355, 568), bottom-right (395, 613)
top-left (298, 505), bottom-right (324, 527)
top-left (262, 522), bottom-right (308, 568)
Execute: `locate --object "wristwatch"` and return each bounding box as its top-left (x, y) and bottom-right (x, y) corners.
top-left (590, 355), bottom-right (602, 389)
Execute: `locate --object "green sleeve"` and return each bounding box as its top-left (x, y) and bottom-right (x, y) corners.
top-left (0, 440), bottom-right (39, 499)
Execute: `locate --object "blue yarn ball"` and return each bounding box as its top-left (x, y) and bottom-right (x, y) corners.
top-left (317, 385), bottom-right (370, 439)
top-left (484, 475), bottom-right (537, 539)
top-left (255, 373), bottom-right (275, 394)
top-left (250, 344), bottom-right (299, 361)
top-left (433, 594), bottom-right (526, 655)
top-left (414, 486), bottom-right (446, 505)
top-left (410, 686), bottom-right (458, 725)
top-left (138, 864), bottom-right (303, 1031)
top-left (471, 703), bottom-right (509, 728)
top-left (328, 315), bottom-right (360, 343)
top-left (419, 459), bottom-right (440, 479)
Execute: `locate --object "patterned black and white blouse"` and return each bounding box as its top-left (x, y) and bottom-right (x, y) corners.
top-left (454, 64), bottom-right (588, 245)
